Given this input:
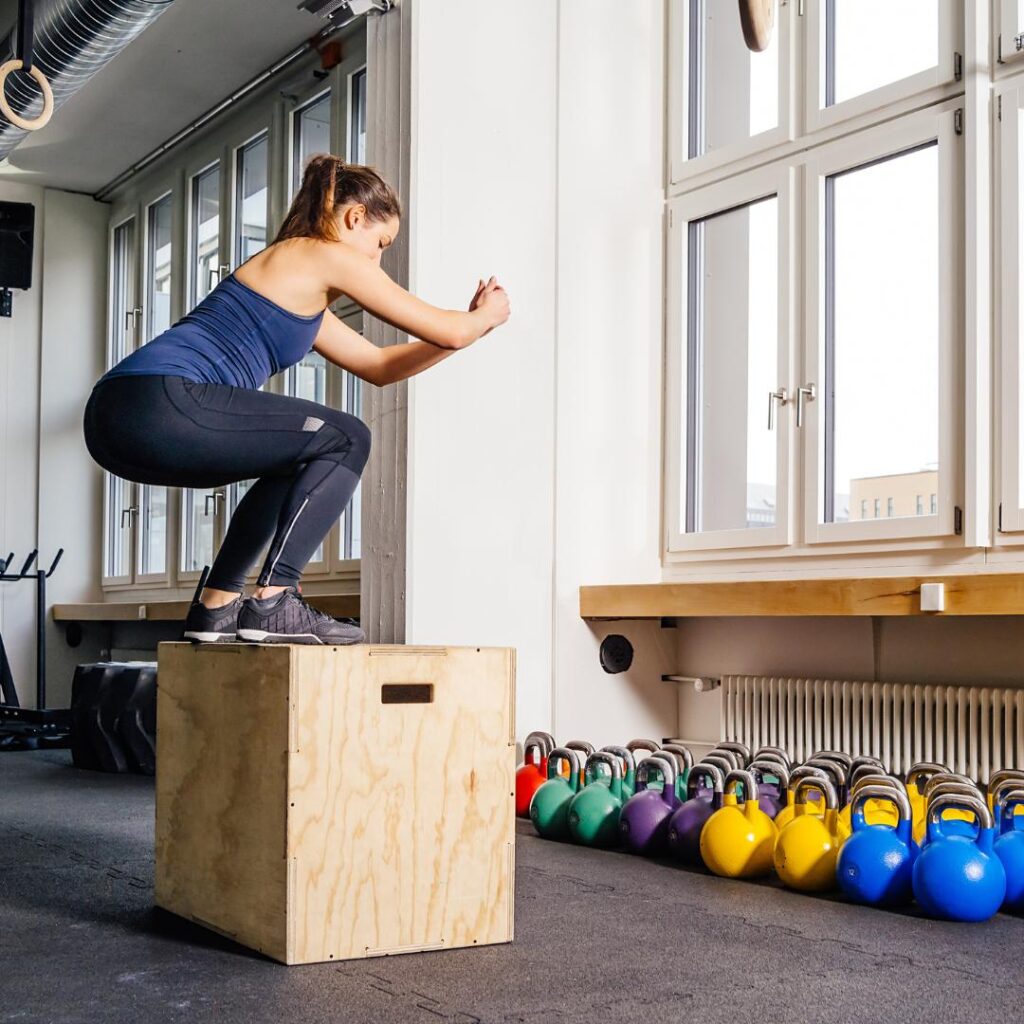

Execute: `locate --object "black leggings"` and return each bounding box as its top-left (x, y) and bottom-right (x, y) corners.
top-left (83, 374), bottom-right (371, 591)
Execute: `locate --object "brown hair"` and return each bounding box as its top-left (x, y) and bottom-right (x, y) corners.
top-left (272, 154), bottom-right (402, 244)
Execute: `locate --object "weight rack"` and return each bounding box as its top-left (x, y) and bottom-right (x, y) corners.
top-left (0, 547), bottom-right (70, 749)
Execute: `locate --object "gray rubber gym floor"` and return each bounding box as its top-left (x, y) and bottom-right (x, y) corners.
top-left (2, 750), bottom-right (1022, 1024)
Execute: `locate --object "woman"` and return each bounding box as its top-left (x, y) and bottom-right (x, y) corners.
top-left (83, 155), bottom-right (511, 645)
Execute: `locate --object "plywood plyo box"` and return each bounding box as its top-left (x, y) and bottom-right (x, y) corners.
top-left (154, 642), bottom-right (516, 965)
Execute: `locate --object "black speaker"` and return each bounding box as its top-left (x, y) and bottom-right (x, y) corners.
top-left (0, 201), bottom-right (35, 290)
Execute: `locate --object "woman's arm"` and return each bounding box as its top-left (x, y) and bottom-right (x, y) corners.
top-left (322, 244), bottom-right (490, 350)
top-left (312, 310), bottom-right (457, 386)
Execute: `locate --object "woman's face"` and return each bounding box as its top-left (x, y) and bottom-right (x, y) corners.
top-left (338, 203), bottom-right (399, 265)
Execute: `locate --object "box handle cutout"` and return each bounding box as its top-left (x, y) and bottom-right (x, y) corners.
top-left (381, 683), bottom-right (434, 704)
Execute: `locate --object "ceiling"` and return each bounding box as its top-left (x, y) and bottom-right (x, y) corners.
top-left (0, 0), bottom-right (328, 194)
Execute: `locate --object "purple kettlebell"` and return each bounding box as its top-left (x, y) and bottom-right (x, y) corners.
top-left (619, 755), bottom-right (683, 856)
top-left (749, 758), bottom-right (790, 819)
top-left (667, 761), bottom-right (726, 866)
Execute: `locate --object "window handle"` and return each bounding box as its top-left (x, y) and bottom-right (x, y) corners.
top-left (203, 491), bottom-right (225, 516)
top-left (120, 505), bottom-right (139, 528)
top-left (767, 387), bottom-right (789, 430)
top-left (797, 383), bottom-right (817, 428)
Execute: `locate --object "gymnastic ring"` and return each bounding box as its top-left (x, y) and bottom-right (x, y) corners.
top-left (738, 0), bottom-right (775, 53)
top-left (0, 59), bottom-right (55, 131)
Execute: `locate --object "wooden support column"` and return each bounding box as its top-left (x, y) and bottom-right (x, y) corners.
top-left (363, 0), bottom-right (412, 643)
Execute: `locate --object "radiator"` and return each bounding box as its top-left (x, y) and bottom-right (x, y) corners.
top-left (721, 676), bottom-right (1024, 784)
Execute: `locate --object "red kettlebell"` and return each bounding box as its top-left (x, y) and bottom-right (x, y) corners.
top-left (516, 731), bottom-right (555, 818)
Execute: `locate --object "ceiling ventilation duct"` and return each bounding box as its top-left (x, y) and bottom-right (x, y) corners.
top-left (0, 0), bottom-right (175, 162)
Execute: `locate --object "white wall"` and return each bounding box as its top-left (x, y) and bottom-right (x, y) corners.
top-left (0, 183), bottom-right (107, 709)
top-left (404, 0), bottom-right (675, 745)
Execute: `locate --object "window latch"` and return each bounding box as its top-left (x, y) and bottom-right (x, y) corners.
top-left (796, 383), bottom-right (816, 428)
top-left (767, 388), bottom-right (789, 431)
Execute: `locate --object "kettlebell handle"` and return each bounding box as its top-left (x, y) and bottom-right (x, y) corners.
top-left (997, 787), bottom-right (1024, 831)
top-left (851, 783), bottom-right (912, 824)
top-left (927, 792), bottom-right (993, 830)
top-left (584, 751), bottom-right (623, 782)
top-left (716, 740), bottom-right (751, 764)
top-left (523, 731), bottom-right (554, 761)
top-left (811, 750), bottom-right (853, 770)
top-left (906, 761), bottom-right (951, 790)
top-left (794, 775), bottom-right (838, 810)
top-left (659, 743), bottom-right (694, 772)
top-left (806, 757), bottom-right (847, 788)
top-left (686, 760), bottom-right (725, 797)
top-left (922, 773), bottom-right (977, 799)
top-left (725, 768), bottom-right (759, 805)
top-left (850, 773), bottom-right (908, 800)
top-left (600, 745), bottom-right (636, 776)
top-left (749, 758), bottom-right (790, 790)
top-left (545, 746), bottom-right (582, 783)
top-left (626, 738), bottom-right (661, 757)
top-left (754, 745), bottom-right (791, 768)
top-left (636, 754), bottom-right (676, 789)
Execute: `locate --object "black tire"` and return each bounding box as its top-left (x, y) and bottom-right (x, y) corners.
top-left (70, 662), bottom-right (157, 774)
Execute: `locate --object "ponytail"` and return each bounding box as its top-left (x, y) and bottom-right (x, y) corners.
top-left (273, 154), bottom-right (401, 243)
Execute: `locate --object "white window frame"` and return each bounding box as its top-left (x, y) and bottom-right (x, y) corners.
top-left (667, 0), bottom-right (795, 187)
top-left (801, 102), bottom-right (962, 546)
top-left (997, 0), bottom-right (1024, 71)
top-left (804, 0), bottom-right (962, 136)
top-left (997, 80), bottom-right (1024, 536)
top-left (232, 127), bottom-right (271, 270)
top-left (664, 161), bottom-right (796, 553)
top-left (289, 87), bottom-right (332, 199)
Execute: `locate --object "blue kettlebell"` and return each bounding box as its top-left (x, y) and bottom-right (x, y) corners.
top-left (920, 773), bottom-right (983, 838)
top-left (912, 792), bottom-right (1006, 922)
top-left (994, 784), bottom-right (1024, 913)
top-left (837, 782), bottom-right (918, 906)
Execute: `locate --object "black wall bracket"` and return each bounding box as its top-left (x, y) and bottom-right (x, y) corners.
top-left (0, 289), bottom-right (12, 318)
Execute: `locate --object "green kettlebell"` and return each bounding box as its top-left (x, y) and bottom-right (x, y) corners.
top-left (601, 745), bottom-right (637, 797)
top-left (530, 747), bottom-right (584, 840)
top-left (568, 751), bottom-right (626, 847)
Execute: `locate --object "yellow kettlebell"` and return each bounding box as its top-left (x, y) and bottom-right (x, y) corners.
top-left (773, 764), bottom-right (830, 831)
top-left (774, 776), bottom-right (848, 892)
top-left (700, 769), bottom-right (778, 879)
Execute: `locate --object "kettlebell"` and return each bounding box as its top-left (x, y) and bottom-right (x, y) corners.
top-left (516, 731), bottom-right (554, 817)
top-left (667, 761), bottom-right (726, 867)
top-left (774, 776), bottom-right (846, 892)
top-left (994, 786), bottom-right (1024, 912)
top-left (920, 775), bottom-right (982, 839)
top-left (530, 747), bottom-right (583, 840)
top-left (748, 758), bottom-right (790, 819)
top-left (841, 770), bottom-right (906, 830)
top-left (658, 743), bottom-right (694, 797)
top-left (700, 769), bottom-right (778, 878)
top-left (619, 755), bottom-right (683, 856)
top-left (906, 761), bottom-right (950, 840)
top-left (601, 745), bottom-right (637, 796)
top-left (772, 764), bottom-right (831, 831)
top-left (715, 741), bottom-right (751, 766)
top-left (567, 751), bottom-right (627, 848)
top-left (836, 783), bottom-right (918, 906)
top-left (754, 745), bottom-right (791, 768)
top-left (912, 792), bottom-right (1006, 922)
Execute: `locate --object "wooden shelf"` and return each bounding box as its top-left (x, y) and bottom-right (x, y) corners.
top-left (579, 574), bottom-right (1024, 619)
top-left (53, 593), bottom-right (360, 623)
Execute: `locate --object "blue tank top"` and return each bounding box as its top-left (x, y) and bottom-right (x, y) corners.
top-left (99, 273), bottom-right (326, 390)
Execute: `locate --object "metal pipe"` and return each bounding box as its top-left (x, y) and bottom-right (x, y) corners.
top-left (0, 0), bottom-right (176, 161)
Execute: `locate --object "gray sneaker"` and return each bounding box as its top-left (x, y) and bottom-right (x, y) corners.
top-left (236, 586), bottom-right (365, 645)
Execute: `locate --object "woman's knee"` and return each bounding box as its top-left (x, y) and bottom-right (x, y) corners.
top-left (322, 411), bottom-right (371, 469)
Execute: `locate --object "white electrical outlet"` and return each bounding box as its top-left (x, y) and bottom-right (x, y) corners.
top-left (920, 582), bottom-right (945, 612)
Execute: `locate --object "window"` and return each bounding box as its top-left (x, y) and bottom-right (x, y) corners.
top-left (916, 494), bottom-right (924, 515)
top-left (930, 493), bottom-right (937, 514)
top-left (190, 164), bottom-right (221, 305)
top-left (887, 497), bottom-right (894, 517)
top-left (802, 106), bottom-right (959, 546)
top-left (665, 162), bottom-right (793, 552)
top-left (146, 194), bottom-right (173, 340)
top-left (236, 133), bottom-right (269, 265)
top-left (293, 93), bottom-right (331, 196)
top-left (103, 219), bottom-right (137, 583)
top-left (351, 68), bottom-right (367, 164)
top-left (874, 498), bottom-right (880, 519)
top-left (674, 0), bottom-right (788, 180)
top-left (859, 499), bottom-right (867, 520)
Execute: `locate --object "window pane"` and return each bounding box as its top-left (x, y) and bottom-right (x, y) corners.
top-left (146, 195), bottom-right (173, 340)
top-left (104, 474), bottom-right (132, 578)
top-left (236, 135), bottom-right (268, 265)
top-left (352, 69), bottom-right (367, 164)
top-left (138, 484), bottom-right (167, 576)
top-left (685, 196), bottom-right (778, 533)
top-left (293, 94), bottom-right (331, 197)
top-left (285, 351), bottom-right (328, 562)
top-left (828, 1), bottom-right (938, 107)
top-left (191, 165), bottom-right (220, 305)
top-left (111, 219), bottom-right (136, 364)
top-left (181, 489), bottom-right (217, 573)
top-left (828, 144), bottom-right (938, 524)
top-left (689, 0), bottom-right (778, 159)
